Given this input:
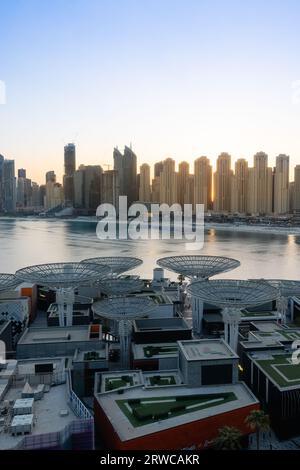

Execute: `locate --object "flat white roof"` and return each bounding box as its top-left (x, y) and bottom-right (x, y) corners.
top-left (0, 382), bottom-right (80, 449)
top-left (18, 326), bottom-right (91, 345)
top-left (178, 339), bottom-right (238, 361)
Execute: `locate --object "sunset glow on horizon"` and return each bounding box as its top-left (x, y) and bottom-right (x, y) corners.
top-left (1, 0), bottom-right (300, 184)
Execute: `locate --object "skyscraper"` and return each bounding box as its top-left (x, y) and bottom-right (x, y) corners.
top-left (46, 171), bottom-right (56, 183)
top-left (3, 159), bottom-right (16, 213)
top-left (154, 161), bottom-right (163, 178)
top-left (251, 151), bottom-right (273, 215)
top-left (113, 145), bottom-right (137, 206)
top-left (102, 170), bottom-right (120, 212)
top-left (113, 147), bottom-right (124, 194)
top-left (160, 158), bottom-right (178, 205)
top-left (213, 153), bottom-right (232, 212)
top-left (31, 182), bottom-right (41, 208)
top-left (16, 168), bottom-right (32, 209)
top-left (231, 159), bottom-right (248, 213)
top-left (194, 156), bottom-right (212, 212)
top-left (18, 168), bottom-right (26, 178)
top-left (151, 175), bottom-right (160, 203)
top-left (294, 165), bottom-right (300, 212)
top-left (63, 143), bottom-right (76, 206)
top-left (0, 154), bottom-right (4, 211)
top-left (178, 162), bottom-right (190, 206)
top-left (123, 145), bottom-right (138, 205)
top-left (139, 163), bottom-right (151, 202)
top-left (74, 165), bottom-right (102, 212)
top-left (274, 154), bottom-right (289, 214)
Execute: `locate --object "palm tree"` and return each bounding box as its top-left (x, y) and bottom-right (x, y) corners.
top-left (213, 426), bottom-right (242, 450)
top-left (245, 410), bottom-right (270, 450)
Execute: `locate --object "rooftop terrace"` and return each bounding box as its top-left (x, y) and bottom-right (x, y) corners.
top-left (250, 351), bottom-right (300, 390)
top-left (96, 383), bottom-right (258, 441)
top-left (132, 342), bottom-right (178, 360)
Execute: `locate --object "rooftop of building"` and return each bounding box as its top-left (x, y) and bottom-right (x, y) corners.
top-left (133, 317), bottom-right (190, 332)
top-left (17, 325), bottom-right (99, 345)
top-left (248, 350), bottom-right (300, 391)
top-left (178, 339), bottom-right (238, 361)
top-left (96, 370), bottom-right (144, 393)
top-left (240, 310), bottom-right (278, 320)
top-left (96, 370), bottom-right (182, 394)
top-left (132, 342), bottom-right (178, 360)
top-left (0, 359), bottom-right (86, 450)
top-left (248, 322), bottom-right (300, 344)
top-left (95, 382), bottom-right (258, 441)
top-left (73, 346), bottom-right (108, 363)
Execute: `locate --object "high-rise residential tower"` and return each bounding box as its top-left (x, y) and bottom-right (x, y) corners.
top-left (294, 165), bottom-right (300, 212)
top-left (274, 154), bottom-right (289, 214)
top-left (194, 156), bottom-right (212, 212)
top-left (213, 153), bottom-right (232, 212)
top-left (74, 165), bottom-right (103, 211)
top-left (231, 159), bottom-right (248, 213)
top-left (139, 163), bottom-right (151, 202)
top-left (102, 170), bottom-right (120, 212)
top-left (251, 151), bottom-right (273, 215)
top-left (113, 145), bottom-right (137, 206)
top-left (178, 161), bottom-right (190, 206)
top-left (160, 158), bottom-right (178, 205)
top-left (0, 154), bottom-right (4, 211)
top-left (3, 159), bottom-right (16, 213)
top-left (63, 143), bottom-right (76, 206)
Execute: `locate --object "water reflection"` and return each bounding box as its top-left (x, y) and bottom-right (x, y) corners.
top-left (0, 219), bottom-right (299, 280)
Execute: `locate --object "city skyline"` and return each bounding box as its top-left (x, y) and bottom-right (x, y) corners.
top-left (0, 145), bottom-right (299, 186)
top-left (1, 144), bottom-right (299, 216)
top-left (1, 0), bottom-right (300, 182)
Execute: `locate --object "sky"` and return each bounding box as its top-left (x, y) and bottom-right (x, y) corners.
top-left (1, 0), bottom-right (300, 184)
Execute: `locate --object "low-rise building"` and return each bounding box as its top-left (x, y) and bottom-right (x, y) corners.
top-left (0, 358), bottom-right (94, 449)
top-left (131, 342), bottom-right (178, 371)
top-left (17, 325), bottom-right (104, 359)
top-left (132, 317), bottom-right (191, 344)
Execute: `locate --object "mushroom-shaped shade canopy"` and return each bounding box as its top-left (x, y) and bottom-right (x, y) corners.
top-left (157, 255), bottom-right (240, 279)
top-left (262, 279), bottom-right (300, 298)
top-left (0, 274), bottom-right (19, 292)
top-left (92, 296), bottom-right (155, 320)
top-left (15, 262), bottom-right (110, 288)
top-left (188, 279), bottom-right (278, 309)
top-left (99, 277), bottom-right (144, 295)
top-left (82, 256), bottom-right (143, 276)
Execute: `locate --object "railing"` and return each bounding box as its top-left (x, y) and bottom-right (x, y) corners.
top-left (66, 369), bottom-right (93, 420)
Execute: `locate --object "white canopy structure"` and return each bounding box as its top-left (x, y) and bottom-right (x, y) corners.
top-left (188, 279), bottom-right (278, 351)
top-left (15, 262), bottom-right (110, 327)
top-left (81, 256), bottom-right (143, 276)
top-left (0, 274), bottom-right (18, 292)
top-left (264, 279), bottom-right (300, 324)
top-left (157, 255), bottom-right (240, 334)
top-left (98, 277), bottom-right (144, 296)
top-left (93, 297), bottom-right (155, 368)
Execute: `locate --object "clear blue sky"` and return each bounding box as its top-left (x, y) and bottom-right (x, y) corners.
top-left (1, 0), bottom-right (300, 183)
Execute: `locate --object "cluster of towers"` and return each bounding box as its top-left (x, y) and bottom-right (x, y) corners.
top-left (1, 146), bottom-right (299, 216)
top-left (144, 152), bottom-right (294, 215)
